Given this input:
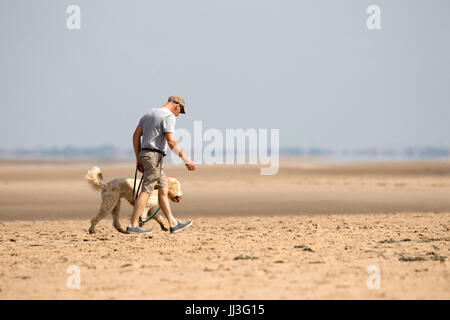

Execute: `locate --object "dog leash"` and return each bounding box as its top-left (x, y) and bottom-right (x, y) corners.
top-left (139, 207), bottom-right (160, 223)
top-left (132, 167), bottom-right (143, 206)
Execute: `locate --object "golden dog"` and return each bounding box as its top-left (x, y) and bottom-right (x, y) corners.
top-left (85, 166), bottom-right (183, 234)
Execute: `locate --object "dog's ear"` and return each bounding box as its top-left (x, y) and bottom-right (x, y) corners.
top-left (167, 178), bottom-right (177, 196)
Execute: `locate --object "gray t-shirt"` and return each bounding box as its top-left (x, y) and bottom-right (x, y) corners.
top-left (138, 108), bottom-right (176, 153)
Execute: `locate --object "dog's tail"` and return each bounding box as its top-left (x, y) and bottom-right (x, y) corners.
top-left (85, 166), bottom-right (106, 192)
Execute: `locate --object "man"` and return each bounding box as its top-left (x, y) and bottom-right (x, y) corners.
top-left (127, 95), bottom-right (196, 234)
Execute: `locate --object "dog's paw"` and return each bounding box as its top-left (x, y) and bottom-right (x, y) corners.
top-left (88, 229), bottom-right (95, 234)
top-left (160, 224), bottom-right (169, 232)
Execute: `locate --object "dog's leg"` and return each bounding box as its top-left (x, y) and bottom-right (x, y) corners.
top-left (89, 193), bottom-right (119, 234)
top-left (111, 200), bottom-right (126, 234)
top-left (154, 213), bottom-right (169, 231)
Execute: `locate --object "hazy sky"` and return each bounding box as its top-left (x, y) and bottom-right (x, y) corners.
top-left (1, 0), bottom-right (449, 150)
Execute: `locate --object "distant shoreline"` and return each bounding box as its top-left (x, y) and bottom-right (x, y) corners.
top-left (0, 158), bottom-right (135, 168)
top-left (0, 156), bottom-right (448, 168)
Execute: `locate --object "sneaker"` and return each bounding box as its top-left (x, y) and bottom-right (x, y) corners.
top-left (126, 226), bottom-right (152, 234)
top-left (170, 220), bottom-right (192, 234)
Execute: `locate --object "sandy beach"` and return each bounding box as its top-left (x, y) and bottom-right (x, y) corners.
top-left (0, 160), bottom-right (449, 299)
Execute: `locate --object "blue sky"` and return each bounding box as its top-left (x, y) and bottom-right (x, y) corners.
top-left (1, 0), bottom-right (449, 150)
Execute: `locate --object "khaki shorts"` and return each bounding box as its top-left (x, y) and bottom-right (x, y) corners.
top-left (139, 150), bottom-right (168, 193)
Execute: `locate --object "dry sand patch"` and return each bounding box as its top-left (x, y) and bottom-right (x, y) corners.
top-left (0, 213), bottom-right (448, 299)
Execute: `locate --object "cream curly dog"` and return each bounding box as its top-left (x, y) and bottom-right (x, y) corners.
top-left (86, 166), bottom-right (183, 234)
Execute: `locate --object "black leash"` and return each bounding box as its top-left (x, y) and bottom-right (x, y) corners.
top-left (132, 167), bottom-right (143, 206)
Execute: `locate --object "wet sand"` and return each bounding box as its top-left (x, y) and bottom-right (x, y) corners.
top-left (0, 160), bottom-right (449, 299)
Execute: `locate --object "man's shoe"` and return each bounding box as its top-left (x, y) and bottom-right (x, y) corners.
top-left (126, 226), bottom-right (152, 234)
top-left (170, 220), bottom-right (192, 234)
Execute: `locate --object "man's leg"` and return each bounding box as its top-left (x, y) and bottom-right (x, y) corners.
top-left (158, 187), bottom-right (178, 228)
top-left (129, 191), bottom-right (151, 228)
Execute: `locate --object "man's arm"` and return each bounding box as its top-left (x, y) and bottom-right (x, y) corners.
top-left (165, 132), bottom-right (196, 171)
top-left (133, 126), bottom-right (143, 171)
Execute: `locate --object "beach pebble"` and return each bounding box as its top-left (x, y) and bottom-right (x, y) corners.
top-left (120, 263), bottom-right (134, 268)
top-left (294, 245), bottom-right (314, 252)
top-left (234, 254), bottom-right (258, 260)
top-left (399, 256), bottom-right (426, 262)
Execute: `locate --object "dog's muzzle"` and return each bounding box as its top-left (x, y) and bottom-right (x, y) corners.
top-left (173, 196), bottom-right (181, 203)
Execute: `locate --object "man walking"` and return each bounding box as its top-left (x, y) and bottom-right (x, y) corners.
top-left (127, 95), bottom-right (196, 234)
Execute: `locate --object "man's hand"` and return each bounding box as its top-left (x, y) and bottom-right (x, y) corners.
top-left (185, 162), bottom-right (196, 171)
top-left (136, 159), bottom-right (143, 173)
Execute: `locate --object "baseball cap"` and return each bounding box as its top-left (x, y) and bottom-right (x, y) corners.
top-left (168, 95), bottom-right (186, 114)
